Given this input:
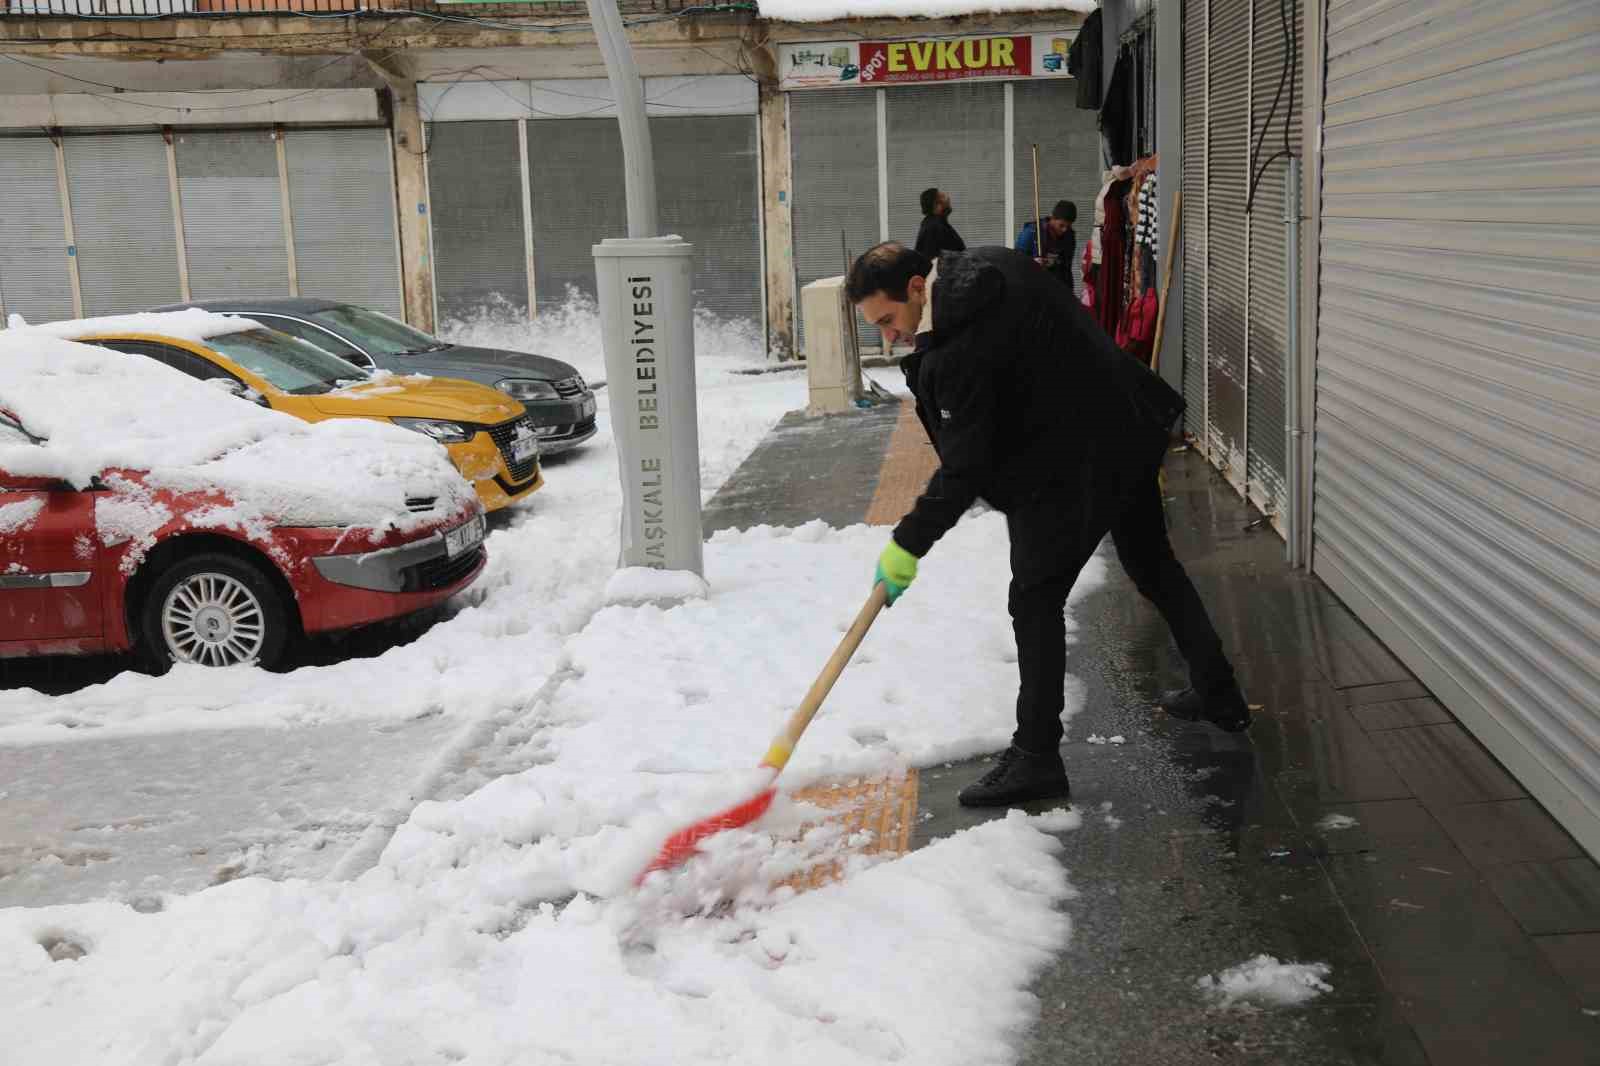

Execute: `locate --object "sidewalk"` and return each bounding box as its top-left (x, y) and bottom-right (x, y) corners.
top-left (702, 399), bottom-right (1600, 1065)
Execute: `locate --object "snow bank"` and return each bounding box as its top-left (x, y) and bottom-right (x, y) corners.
top-left (19, 308), bottom-right (256, 345)
top-left (603, 565), bottom-right (711, 606)
top-left (1196, 955), bottom-right (1333, 1008)
top-left (757, 0), bottom-right (1095, 22)
top-left (0, 333), bottom-right (471, 536)
top-left (0, 809), bottom-right (1074, 1066)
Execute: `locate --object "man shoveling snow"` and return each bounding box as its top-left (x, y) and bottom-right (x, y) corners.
top-left (848, 243), bottom-right (1252, 807)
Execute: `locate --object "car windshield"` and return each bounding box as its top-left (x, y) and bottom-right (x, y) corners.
top-left (309, 305), bottom-right (447, 357)
top-left (204, 329), bottom-right (372, 395)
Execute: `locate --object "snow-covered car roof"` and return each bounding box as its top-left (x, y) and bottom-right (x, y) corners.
top-left (0, 330), bottom-right (475, 532)
top-left (18, 308), bottom-right (259, 345)
top-left (757, 0), bottom-right (1094, 21)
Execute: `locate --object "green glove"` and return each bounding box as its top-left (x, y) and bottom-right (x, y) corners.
top-left (875, 539), bottom-right (919, 606)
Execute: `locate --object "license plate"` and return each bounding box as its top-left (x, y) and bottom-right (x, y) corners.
top-left (511, 437), bottom-right (539, 463)
top-left (444, 514), bottom-right (485, 558)
top-left (580, 396), bottom-right (596, 419)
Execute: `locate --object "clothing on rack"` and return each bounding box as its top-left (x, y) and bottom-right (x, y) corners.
top-left (1134, 174), bottom-right (1160, 258)
top-left (1067, 8), bottom-right (1104, 111)
top-left (1090, 177), bottom-right (1131, 339)
top-left (1100, 48), bottom-right (1136, 166)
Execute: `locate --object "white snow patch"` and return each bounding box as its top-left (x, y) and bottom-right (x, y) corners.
top-left (1031, 807), bottom-right (1082, 833)
top-left (1316, 813), bottom-right (1359, 832)
top-left (1107, 734), bottom-right (1126, 745)
top-left (1196, 955), bottom-right (1333, 1008)
top-left (0, 497), bottom-right (44, 535)
top-left (21, 308), bottom-right (256, 345)
top-left (603, 566), bottom-right (711, 607)
top-left (757, 0), bottom-right (1095, 22)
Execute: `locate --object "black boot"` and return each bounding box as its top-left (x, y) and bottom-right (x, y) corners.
top-left (957, 745), bottom-right (1071, 807)
top-left (1159, 683), bottom-right (1252, 732)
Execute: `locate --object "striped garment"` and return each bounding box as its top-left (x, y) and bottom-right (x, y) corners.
top-left (1134, 175), bottom-right (1160, 255)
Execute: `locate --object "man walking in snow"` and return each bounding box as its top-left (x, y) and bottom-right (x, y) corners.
top-left (846, 242), bottom-right (1250, 807)
top-left (914, 188), bottom-right (966, 262)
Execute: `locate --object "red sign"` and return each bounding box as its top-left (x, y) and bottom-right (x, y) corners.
top-left (858, 35), bottom-right (1033, 85)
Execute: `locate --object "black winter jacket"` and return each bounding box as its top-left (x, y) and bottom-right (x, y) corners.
top-left (914, 214), bottom-right (967, 262)
top-left (893, 247), bottom-right (1185, 561)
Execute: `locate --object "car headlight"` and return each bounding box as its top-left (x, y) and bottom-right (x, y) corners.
top-left (496, 378), bottom-right (561, 402)
top-left (392, 417), bottom-right (473, 443)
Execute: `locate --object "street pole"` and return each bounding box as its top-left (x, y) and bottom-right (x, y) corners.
top-left (585, 0), bottom-right (704, 579)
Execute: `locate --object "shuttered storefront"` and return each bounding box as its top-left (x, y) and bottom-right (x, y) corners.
top-left (0, 136), bottom-right (75, 324)
top-left (0, 123), bottom-right (399, 324)
top-left (1312, 0), bottom-right (1600, 855)
top-left (885, 82), bottom-right (1007, 249)
top-left (65, 133), bottom-right (183, 315)
top-left (426, 121), bottom-right (530, 322)
top-left (1180, 0), bottom-right (1304, 522)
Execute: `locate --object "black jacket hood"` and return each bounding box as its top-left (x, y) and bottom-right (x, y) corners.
top-left (931, 252), bottom-right (1007, 336)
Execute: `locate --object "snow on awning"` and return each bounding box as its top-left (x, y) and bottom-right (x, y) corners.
top-left (757, 0), bottom-right (1096, 22)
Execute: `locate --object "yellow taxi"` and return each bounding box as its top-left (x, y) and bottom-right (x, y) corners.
top-left (58, 312), bottom-right (544, 512)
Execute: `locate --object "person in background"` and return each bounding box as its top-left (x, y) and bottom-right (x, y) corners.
top-left (1015, 200), bottom-right (1077, 296)
top-left (914, 187), bottom-right (966, 262)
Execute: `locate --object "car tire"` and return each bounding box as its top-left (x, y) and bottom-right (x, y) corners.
top-left (136, 552), bottom-right (291, 672)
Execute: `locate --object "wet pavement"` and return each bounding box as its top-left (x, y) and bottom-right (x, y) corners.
top-left (704, 401), bottom-right (1600, 1064)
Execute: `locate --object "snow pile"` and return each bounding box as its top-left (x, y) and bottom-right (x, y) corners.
top-left (757, 0), bottom-right (1095, 22)
top-left (1316, 813), bottom-right (1359, 832)
top-left (603, 565), bottom-right (712, 606)
top-left (0, 810), bottom-right (1075, 1066)
top-left (1196, 955), bottom-right (1333, 1008)
top-left (19, 308), bottom-right (256, 345)
top-left (0, 333), bottom-right (471, 534)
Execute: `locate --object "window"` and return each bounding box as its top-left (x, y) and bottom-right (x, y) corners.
top-left (95, 340), bottom-right (239, 384)
top-left (306, 305), bottom-right (446, 359)
top-left (202, 329), bottom-right (371, 395)
top-left (254, 316), bottom-right (372, 367)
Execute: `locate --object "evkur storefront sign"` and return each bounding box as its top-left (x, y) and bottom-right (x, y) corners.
top-left (779, 32), bottom-right (1075, 91)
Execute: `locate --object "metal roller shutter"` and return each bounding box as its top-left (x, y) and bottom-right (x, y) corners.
top-left (175, 129), bottom-right (290, 301)
top-left (0, 137), bottom-right (74, 325)
top-left (525, 119), bottom-right (626, 316)
top-left (64, 133), bottom-right (182, 315)
top-left (653, 115), bottom-right (762, 322)
top-left (885, 82), bottom-right (1006, 251)
top-left (1313, 0), bottom-right (1600, 856)
top-left (1245, 0), bottom-right (1303, 522)
top-left (1205, 0), bottom-right (1249, 486)
top-left (284, 129), bottom-right (403, 318)
top-left (1181, 0), bottom-right (1209, 443)
top-left (1011, 80), bottom-right (1101, 295)
top-left (788, 90), bottom-right (880, 349)
top-left (426, 121), bottom-right (528, 323)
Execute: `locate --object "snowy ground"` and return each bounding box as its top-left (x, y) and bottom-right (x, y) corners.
top-left (1, 300), bottom-right (1109, 1064)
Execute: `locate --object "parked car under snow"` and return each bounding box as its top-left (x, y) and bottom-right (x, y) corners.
top-left (0, 330), bottom-right (487, 670)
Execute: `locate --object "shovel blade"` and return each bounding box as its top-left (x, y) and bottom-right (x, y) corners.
top-left (636, 787), bottom-right (777, 884)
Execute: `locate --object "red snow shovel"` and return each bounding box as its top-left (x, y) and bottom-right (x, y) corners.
top-left (636, 582), bottom-right (891, 883)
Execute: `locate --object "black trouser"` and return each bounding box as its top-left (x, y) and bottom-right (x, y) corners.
top-left (1006, 469), bottom-right (1234, 754)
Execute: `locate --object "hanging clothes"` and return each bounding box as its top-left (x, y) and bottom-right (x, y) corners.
top-left (1092, 177), bottom-right (1132, 338)
top-left (1100, 48), bottom-right (1136, 166)
top-left (1067, 8), bottom-right (1104, 111)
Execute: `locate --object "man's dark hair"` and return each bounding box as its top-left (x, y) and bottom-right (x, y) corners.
top-left (846, 242), bottom-right (932, 304)
top-left (920, 187), bottom-right (941, 216)
top-left (1052, 199), bottom-right (1077, 224)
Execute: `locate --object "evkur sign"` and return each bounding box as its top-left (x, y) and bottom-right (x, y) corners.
top-left (779, 31), bottom-right (1076, 91)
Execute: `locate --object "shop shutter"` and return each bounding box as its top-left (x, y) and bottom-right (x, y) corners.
top-left (175, 129), bottom-right (291, 301)
top-left (1313, 0), bottom-right (1600, 856)
top-left (0, 137), bottom-right (74, 324)
top-left (284, 128), bottom-right (403, 318)
top-left (1181, 0), bottom-right (1209, 443)
top-left (525, 119), bottom-right (626, 316)
top-left (885, 82), bottom-right (1006, 251)
top-left (788, 89), bottom-right (880, 349)
top-left (1011, 80), bottom-right (1101, 295)
top-left (653, 115), bottom-right (762, 322)
top-left (1244, 0), bottom-right (1303, 521)
top-left (64, 133), bottom-right (182, 315)
top-left (426, 121), bottom-right (528, 323)
top-left (1205, 0), bottom-right (1249, 486)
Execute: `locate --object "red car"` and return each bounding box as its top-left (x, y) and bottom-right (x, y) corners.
top-left (0, 329), bottom-right (487, 670)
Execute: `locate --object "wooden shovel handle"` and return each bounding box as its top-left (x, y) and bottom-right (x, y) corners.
top-left (761, 582), bottom-right (890, 772)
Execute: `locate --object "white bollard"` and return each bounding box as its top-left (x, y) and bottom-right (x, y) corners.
top-left (593, 235), bottom-right (704, 577)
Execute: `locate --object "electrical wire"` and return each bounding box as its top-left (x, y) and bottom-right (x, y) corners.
top-left (1244, 0), bottom-right (1298, 215)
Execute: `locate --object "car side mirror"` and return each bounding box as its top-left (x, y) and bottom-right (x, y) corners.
top-left (207, 378), bottom-right (268, 407)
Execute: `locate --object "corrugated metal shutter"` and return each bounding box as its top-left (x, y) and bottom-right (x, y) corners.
top-left (788, 89), bottom-right (879, 349)
top-left (1181, 0), bottom-right (1209, 442)
top-left (1012, 80), bottom-right (1101, 295)
top-left (0, 136), bottom-right (74, 324)
top-left (1313, 0), bottom-right (1600, 857)
top-left (1205, 0), bottom-right (1249, 486)
top-left (284, 128), bottom-right (402, 317)
top-left (886, 82), bottom-right (1006, 251)
top-left (174, 129), bottom-right (290, 301)
top-left (1245, 0), bottom-right (1303, 521)
top-left (525, 119), bottom-right (626, 315)
top-left (653, 116), bottom-right (761, 322)
top-left (64, 133), bottom-right (181, 315)
top-left (426, 120), bottom-right (527, 323)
